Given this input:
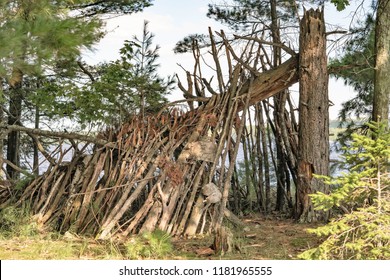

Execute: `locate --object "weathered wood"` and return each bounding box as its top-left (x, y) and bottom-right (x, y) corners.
top-left (212, 226), bottom-right (233, 255)
top-left (181, 55), bottom-right (298, 113)
top-left (296, 8), bottom-right (329, 222)
top-left (202, 183), bottom-right (222, 204)
top-left (0, 124), bottom-right (113, 147)
top-left (178, 140), bottom-right (217, 163)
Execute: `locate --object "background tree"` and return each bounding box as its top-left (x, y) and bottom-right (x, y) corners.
top-left (74, 21), bottom-right (174, 125)
top-left (372, 0), bottom-right (390, 124)
top-left (0, 0), bottom-right (154, 180)
top-left (122, 20), bottom-right (174, 119)
top-left (330, 0), bottom-right (390, 126)
top-left (0, 0), bottom-right (103, 180)
top-left (71, 0), bottom-right (153, 17)
top-left (329, 15), bottom-right (375, 124)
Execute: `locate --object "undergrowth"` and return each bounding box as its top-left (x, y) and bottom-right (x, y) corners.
top-left (0, 206), bottom-right (39, 238)
top-left (299, 122), bottom-right (390, 260)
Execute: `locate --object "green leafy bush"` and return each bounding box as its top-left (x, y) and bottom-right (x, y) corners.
top-left (299, 122), bottom-right (390, 259)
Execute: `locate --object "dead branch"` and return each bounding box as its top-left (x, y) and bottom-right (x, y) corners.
top-left (1, 125), bottom-right (114, 147)
top-left (234, 34), bottom-right (296, 56)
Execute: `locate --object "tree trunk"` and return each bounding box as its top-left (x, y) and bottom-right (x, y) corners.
top-left (296, 8), bottom-right (329, 222)
top-left (254, 104), bottom-right (264, 211)
top-left (262, 106), bottom-right (272, 213)
top-left (0, 95), bottom-right (5, 180)
top-left (33, 105), bottom-right (40, 176)
top-left (6, 68), bottom-right (24, 180)
top-left (373, 0), bottom-right (390, 124)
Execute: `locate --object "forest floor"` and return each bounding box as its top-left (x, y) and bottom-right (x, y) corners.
top-left (174, 214), bottom-right (323, 260)
top-left (0, 214), bottom-right (323, 260)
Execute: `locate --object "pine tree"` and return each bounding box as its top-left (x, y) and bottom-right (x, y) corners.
top-left (0, 0), bottom-right (103, 179)
top-left (329, 16), bottom-right (375, 124)
top-left (329, 1), bottom-right (390, 126)
top-left (0, 0), bottom-right (154, 180)
top-left (74, 21), bottom-right (173, 125)
top-left (71, 0), bottom-right (153, 17)
top-left (129, 21), bottom-right (174, 118)
top-left (299, 121), bottom-right (390, 259)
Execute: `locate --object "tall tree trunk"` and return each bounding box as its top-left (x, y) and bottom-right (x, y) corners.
top-left (0, 92), bottom-right (5, 180)
top-left (33, 104), bottom-right (40, 176)
top-left (373, 0), bottom-right (390, 124)
top-left (254, 104), bottom-right (265, 211)
top-left (270, 0), bottom-right (290, 212)
top-left (274, 93), bottom-right (287, 212)
top-left (6, 68), bottom-right (23, 180)
top-left (296, 8), bottom-right (329, 222)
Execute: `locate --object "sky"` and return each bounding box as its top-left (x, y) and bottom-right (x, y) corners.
top-left (83, 0), bottom-right (370, 120)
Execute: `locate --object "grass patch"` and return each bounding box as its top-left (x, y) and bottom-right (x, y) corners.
top-left (0, 236), bottom-right (127, 260)
top-left (125, 229), bottom-right (173, 259)
top-left (0, 214), bottom-right (321, 260)
top-left (0, 206), bottom-right (39, 238)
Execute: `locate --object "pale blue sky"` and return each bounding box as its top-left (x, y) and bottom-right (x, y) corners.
top-left (83, 0), bottom-right (370, 120)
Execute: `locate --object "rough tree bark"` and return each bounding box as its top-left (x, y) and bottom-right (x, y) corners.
top-left (296, 8), bottom-right (330, 222)
top-left (373, 0), bottom-right (390, 124)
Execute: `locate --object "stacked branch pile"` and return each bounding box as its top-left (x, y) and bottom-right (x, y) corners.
top-left (0, 28), bottom-right (299, 240)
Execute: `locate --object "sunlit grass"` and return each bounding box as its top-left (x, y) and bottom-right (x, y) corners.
top-left (0, 205), bottom-right (320, 260)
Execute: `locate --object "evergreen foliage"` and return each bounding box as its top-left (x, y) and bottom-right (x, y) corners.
top-left (0, 0), bottom-right (103, 80)
top-left (330, 0), bottom-right (350, 11)
top-left (327, 5), bottom-right (378, 162)
top-left (71, 0), bottom-right (154, 18)
top-left (174, 0), bottom-right (300, 53)
top-left (75, 21), bottom-right (173, 125)
top-left (206, 0), bottom-right (299, 32)
top-left (329, 15), bottom-right (375, 124)
top-left (299, 121), bottom-right (390, 259)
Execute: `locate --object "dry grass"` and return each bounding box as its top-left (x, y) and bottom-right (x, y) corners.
top-left (0, 214), bottom-right (322, 260)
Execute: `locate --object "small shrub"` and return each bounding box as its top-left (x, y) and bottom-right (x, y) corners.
top-left (299, 122), bottom-right (390, 260)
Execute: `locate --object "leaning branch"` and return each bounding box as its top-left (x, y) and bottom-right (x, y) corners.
top-left (234, 34), bottom-right (297, 56)
top-left (243, 55), bottom-right (299, 108)
top-left (185, 54), bottom-right (299, 113)
top-left (1, 125), bottom-right (114, 147)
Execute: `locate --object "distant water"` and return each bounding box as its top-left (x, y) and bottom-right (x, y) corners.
top-left (235, 140), bottom-right (343, 177)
